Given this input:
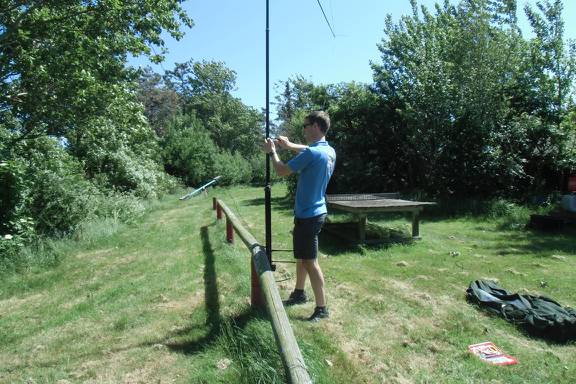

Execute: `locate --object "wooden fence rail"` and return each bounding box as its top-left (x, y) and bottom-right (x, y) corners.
top-left (213, 198), bottom-right (312, 384)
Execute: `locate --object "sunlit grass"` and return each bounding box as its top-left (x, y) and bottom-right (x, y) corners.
top-left (0, 183), bottom-right (575, 383)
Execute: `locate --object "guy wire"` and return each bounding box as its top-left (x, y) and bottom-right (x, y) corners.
top-left (315, 0), bottom-right (336, 38)
top-left (223, 188), bottom-right (253, 232)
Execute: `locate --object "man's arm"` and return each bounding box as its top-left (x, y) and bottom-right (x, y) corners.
top-left (276, 136), bottom-right (307, 153)
top-left (263, 138), bottom-right (293, 177)
top-left (270, 150), bottom-right (293, 177)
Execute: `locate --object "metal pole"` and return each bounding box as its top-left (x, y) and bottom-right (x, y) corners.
top-left (264, 0), bottom-right (273, 270)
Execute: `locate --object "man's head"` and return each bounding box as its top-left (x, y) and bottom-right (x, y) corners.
top-left (303, 111), bottom-right (330, 143)
top-left (305, 111), bottom-right (330, 134)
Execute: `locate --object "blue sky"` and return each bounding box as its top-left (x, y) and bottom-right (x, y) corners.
top-left (129, 0), bottom-right (576, 112)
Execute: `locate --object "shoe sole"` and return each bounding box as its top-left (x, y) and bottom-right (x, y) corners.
top-left (283, 298), bottom-right (307, 306)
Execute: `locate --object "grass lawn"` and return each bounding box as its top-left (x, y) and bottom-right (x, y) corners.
top-left (0, 184), bottom-right (575, 383)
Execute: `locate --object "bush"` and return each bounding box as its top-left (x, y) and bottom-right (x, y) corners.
top-left (162, 116), bottom-right (220, 186)
top-left (92, 191), bottom-right (146, 224)
top-left (248, 154), bottom-right (282, 186)
top-left (0, 235), bottom-right (61, 275)
top-left (154, 171), bottom-right (182, 197)
top-left (29, 167), bottom-right (100, 236)
top-left (73, 191), bottom-right (146, 244)
top-left (4, 136), bottom-right (155, 239)
top-left (0, 213), bottom-right (38, 273)
top-left (0, 160), bottom-right (27, 235)
top-left (19, 137), bottom-right (99, 236)
top-left (66, 91), bottom-right (175, 199)
top-left (89, 148), bottom-right (170, 199)
top-left (486, 199), bottom-right (532, 230)
top-left (214, 151), bottom-right (252, 186)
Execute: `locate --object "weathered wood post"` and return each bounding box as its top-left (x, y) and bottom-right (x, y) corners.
top-left (251, 261), bottom-right (264, 308)
top-left (216, 203), bottom-right (222, 220)
top-left (213, 197), bottom-right (217, 210)
top-left (226, 217), bottom-right (234, 243)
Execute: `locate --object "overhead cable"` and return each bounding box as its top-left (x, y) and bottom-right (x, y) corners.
top-left (315, 0), bottom-right (336, 38)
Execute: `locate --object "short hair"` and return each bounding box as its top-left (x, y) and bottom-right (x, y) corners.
top-left (306, 110), bottom-right (330, 134)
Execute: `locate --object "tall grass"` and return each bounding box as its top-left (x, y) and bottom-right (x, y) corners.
top-left (0, 188), bottom-right (184, 276)
top-left (218, 317), bottom-right (286, 383)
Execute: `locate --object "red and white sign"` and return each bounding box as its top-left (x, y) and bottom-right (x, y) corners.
top-left (468, 342), bottom-right (518, 366)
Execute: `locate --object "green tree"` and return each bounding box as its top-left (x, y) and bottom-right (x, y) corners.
top-left (164, 59), bottom-right (263, 158)
top-left (370, 0), bottom-right (572, 197)
top-left (66, 87), bottom-right (171, 198)
top-left (161, 115), bottom-right (252, 187)
top-left (1, 1), bottom-right (191, 261)
top-left (523, 0), bottom-right (576, 124)
top-left (1, 0), bottom-right (192, 142)
top-left (271, 0), bottom-right (575, 199)
top-left (137, 67), bottom-right (182, 137)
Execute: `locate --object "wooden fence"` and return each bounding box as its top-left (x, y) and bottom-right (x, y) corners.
top-left (213, 198), bottom-right (312, 384)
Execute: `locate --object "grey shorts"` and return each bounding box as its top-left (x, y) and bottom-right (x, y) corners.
top-left (293, 214), bottom-right (327, 260)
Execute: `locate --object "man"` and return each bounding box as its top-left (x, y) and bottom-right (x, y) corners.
top-left (263, 111), bottom-right (336, 321)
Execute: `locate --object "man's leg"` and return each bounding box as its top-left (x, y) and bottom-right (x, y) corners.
top-left (284, 224), bottom-right (308, 305)
top-left (295, 259), bottom-right (308, 290)
top-left (286, 214), bottom-right (327, 313)
top-left (303, 259), bottom-right (325, 307)
top-left (285, 219), bottom-right (309, 305)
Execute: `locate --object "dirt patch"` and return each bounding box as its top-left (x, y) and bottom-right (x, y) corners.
top-left (0, 293), bottom-right (45, 312)
top-left (155, 206), bottom-right (194, 224)
top-left (379, 278), bottom-right (453, 313)
top-left (321, 277), bottom-right (457, 382)
top-left (75, 248), bottom-right (114, 260)
top-left (333, 282), bottom-right (359, 298)
top-left (73, 349), bottom-right (179, 384)
top-left (154, 290), bottom-right (204, 312)
top-left (89, 253), bottom-right (139, 280)
top-left (59, 295), bottom-right (87, 310)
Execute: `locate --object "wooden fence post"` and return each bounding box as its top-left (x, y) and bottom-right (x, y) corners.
top-left (251, 259), bottom-right (264, 309)
top-left (216, 203), bottom-right (222, 220)
top-left (226, 217), bottom-right (234, 243)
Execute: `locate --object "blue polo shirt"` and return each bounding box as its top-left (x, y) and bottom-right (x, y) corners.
top-left (287, 140), bottom-right (336, 218)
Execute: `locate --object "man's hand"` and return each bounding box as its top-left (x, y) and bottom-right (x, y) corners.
top-left (262, 138), bottom-right (276, 154)
top-left (262, 137), bottom-right (292, 177)
top-left (276, 135), bottom-right (308, 153)
top-left (275, 136), bottom-right (291, 150)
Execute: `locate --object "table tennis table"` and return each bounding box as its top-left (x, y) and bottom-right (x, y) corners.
top-left (325, 193), bottom-right (436, 243)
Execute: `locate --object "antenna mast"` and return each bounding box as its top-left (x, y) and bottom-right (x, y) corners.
top-left (264, 0), bottom-right (273, 270)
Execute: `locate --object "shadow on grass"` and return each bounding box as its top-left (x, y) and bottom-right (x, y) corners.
top-left (160, 224), bottom-right (267, 355)
top-left (241, 195), bottom-right (293, 211)
top-left (485, 227), bottom-right (576, 257)
top-left (319, 222), bottom-right (413, 256)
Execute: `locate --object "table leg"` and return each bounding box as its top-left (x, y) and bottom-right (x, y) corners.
top-left (412, 210), bottom-right (421, 239)
top-left (356, 214), bottom-right (367, 243)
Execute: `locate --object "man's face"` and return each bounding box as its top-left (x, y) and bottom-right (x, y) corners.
top-left (302, 120), bottom-right (314, 143)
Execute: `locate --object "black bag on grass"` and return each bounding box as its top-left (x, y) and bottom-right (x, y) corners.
top-left (466, 279), bottom-right (576, 342)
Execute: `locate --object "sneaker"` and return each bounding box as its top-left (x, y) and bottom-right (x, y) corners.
top-left (307, 306), bottom-right (329, 322)
top-left (283, 291), bottom-right (307, 306)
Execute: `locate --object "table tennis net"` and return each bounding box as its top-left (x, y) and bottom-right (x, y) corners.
top-left (326, 193), bottom-right (400, 202)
